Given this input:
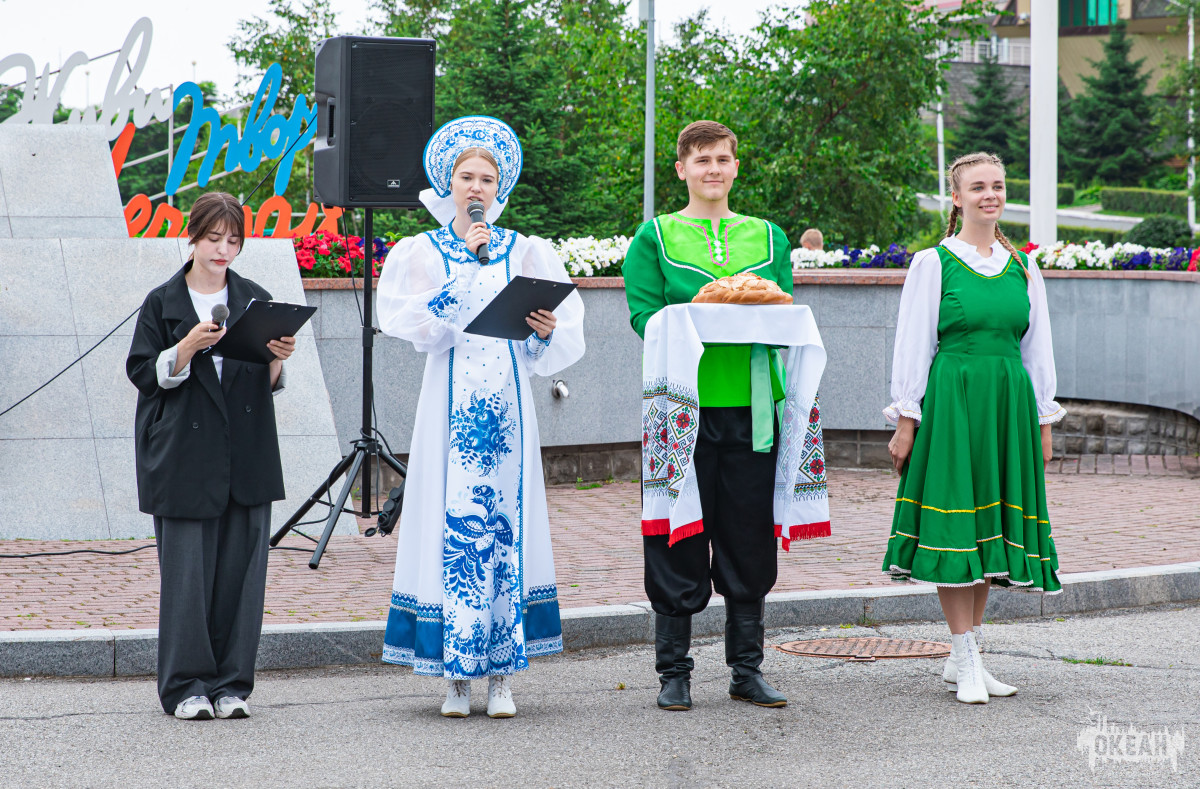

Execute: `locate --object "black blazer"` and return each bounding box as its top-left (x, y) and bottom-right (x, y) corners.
top-left (126, 264), bottom-right (285, 519)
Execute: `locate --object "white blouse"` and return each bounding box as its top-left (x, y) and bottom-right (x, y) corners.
top-left (884, 237), bottom-right (1065, 426)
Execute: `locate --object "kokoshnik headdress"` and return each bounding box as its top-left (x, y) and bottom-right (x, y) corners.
top-left (420, 115), bottom-right (523, 226)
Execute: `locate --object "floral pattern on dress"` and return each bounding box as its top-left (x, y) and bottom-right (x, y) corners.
top-left (427, 288), bottom-right (459, 319)
top-left (443, 485), bottom-right (515, 611)
top-left (449, 390), bottom-right (516, 477)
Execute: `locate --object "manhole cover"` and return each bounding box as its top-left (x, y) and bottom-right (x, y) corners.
top-left (776, 637), bottom-right (950, 662)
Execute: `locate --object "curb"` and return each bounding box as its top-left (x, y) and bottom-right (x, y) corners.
top-left (3, 562), bottom-right (1198, 678)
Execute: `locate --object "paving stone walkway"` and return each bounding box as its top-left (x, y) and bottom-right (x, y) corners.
top-left (1, 456), bottom-right (1197, 631)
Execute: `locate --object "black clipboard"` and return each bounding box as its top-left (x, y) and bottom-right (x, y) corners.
top-left (464, 275), bottom-right (577, 341)
top-left (212, 299), bottom-right (316, 365)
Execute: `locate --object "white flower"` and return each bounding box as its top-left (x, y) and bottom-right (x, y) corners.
top-left (550, 236), bottom-right (632, 277)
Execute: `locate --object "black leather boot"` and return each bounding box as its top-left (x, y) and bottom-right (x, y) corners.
top-left (655, 614), bottom-right (693, 711)
top-left (725, 599), bottom-right (787, 707)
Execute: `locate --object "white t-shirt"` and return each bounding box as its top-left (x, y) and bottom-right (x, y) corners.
top-left (187, 285), bottom-right (229, 382)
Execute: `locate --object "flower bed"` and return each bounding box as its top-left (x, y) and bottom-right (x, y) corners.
top-left (293, 231), bottom-right (392, 278)
top-left (1028, 241), bottom-right (1197, 272)
top-left (291, 233), bottom-right (1200, 277)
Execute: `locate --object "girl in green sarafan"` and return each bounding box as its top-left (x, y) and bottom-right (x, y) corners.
top-left (882, 151), bottom-right (1065, 705)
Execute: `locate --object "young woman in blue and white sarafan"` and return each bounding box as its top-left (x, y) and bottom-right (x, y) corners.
top-left (375, 116), bottom-right (585, 719)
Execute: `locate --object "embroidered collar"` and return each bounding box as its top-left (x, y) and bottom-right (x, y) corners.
top-left (426, 224), bottom-right (518, 271)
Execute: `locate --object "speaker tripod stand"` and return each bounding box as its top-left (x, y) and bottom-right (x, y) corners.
top-left (270, 207), bottom-right (405, 568)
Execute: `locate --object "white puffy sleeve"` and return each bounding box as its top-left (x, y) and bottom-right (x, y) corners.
top-left (1020, 261), bottom-right (1066, 424)
top-left (376, 234), bottom-right (479, 355)
top-left (884, 248), bottom-right (941, 425)
top-left (517, 235), bottom-right (585, 376)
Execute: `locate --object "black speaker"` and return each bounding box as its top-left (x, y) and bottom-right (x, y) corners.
top-left (313, 36), bottom-right (435, 208)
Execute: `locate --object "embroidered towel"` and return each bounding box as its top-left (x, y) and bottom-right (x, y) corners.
top-left (640, 303), bottom-right (831, 549)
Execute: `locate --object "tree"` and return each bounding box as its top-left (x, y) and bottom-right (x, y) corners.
top-left (1060, 22), bottom-right (1160, 186)
top-left (1007, 80), bottom-right (1074, 184)
top-left (226, 0), bottom-right (340, 209)
top-left (955, 52), bottom-right (1026, 174)
top-left (737, 0), bottom-right (994, 247)
top-left (374, 0), bottom-right (635, 239)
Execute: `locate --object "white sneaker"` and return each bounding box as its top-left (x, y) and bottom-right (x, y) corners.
top-left (944, 639), bottom-right (1016, 697)
top-left (214, 696), bottom-right (250, 719)
top-left (441, 680), bottom-right (470, 718)
top-left (487, 675), bottom-right (516, 718)
top-left (173, 696), bottom-right (214, 720)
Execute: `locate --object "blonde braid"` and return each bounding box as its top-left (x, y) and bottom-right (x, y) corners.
top-left (944, 204), bottom-right (960, 238)
top-left (994, 224), bottom-right (1030, 280)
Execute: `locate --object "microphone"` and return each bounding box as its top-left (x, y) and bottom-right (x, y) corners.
top-left (211, 304), bottom-right (229, 330)
top-left (202, 304), bottom-right (229, 356)
top-left (466, 200), bottom-right (489, 264)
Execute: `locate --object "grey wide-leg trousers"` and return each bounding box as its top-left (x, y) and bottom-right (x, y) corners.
top-left (153, 500), bottom-right (270, 713)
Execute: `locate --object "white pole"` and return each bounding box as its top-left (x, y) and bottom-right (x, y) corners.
top-left (1189, 9), bottom-right (1196, 232)
top-left (1029, 0), bottom-right (1058, 246)
top-left (937, 86), bottom-right (946, 216)
top-left (642, 0), bottom-right (656, 223)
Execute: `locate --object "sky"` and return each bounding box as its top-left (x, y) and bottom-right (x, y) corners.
top-left (0, 0), bottom-right (784, 111)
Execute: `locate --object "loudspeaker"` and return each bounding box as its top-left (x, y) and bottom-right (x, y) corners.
top-left (313, 36), bottom-right (436, 208)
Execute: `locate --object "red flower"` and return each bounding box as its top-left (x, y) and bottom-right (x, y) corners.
top-left (649, 458), bottom-right (656, 472)
top-left (809, 406), bottom-right (820, 424)
top-left (1021, 242), bottom-right (1039, 254)
top-left (296, 250), bottom-right (315, 270)
top-left (667, 463), bottom-right (675, 477)
top-left (674, 412), bottom-right (691, 430)
top-left (317, 244), bottom-right (331, 255)
top-left (338, 255), bottom-right (352, 273)
top-left (808, 458), bottom-right (825, 476)
top-left (1189, 248), bottom-right (1200, 273)
top-left (659, 428), bottom-right (668, 443)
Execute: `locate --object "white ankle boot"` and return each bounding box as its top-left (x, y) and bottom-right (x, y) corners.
top-left (950, 632), bottom-right (988, 704)
top-left (944, 634), bottom-right (1016, 697)
top-left (487, 675), bottom-right (516, 718)
top-left (441, 679), bottom-right (470, 717)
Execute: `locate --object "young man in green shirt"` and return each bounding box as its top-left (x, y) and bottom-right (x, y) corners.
top-left (623, 120), bottom-right (794, 711)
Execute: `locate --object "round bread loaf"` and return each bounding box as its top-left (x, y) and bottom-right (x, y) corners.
top-left (691, 272), bottom-right (792, 305)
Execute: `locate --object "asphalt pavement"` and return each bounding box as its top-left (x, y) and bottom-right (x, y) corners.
top-left (1, 603), bottom-right (1194, 788)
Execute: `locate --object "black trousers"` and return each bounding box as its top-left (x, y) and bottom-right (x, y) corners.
top-left (153, 500), bottom-right (270, 712)
top-left (644, 406), bottom-right (779, 617)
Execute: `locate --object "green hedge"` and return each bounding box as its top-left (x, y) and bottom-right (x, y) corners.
top-left (1006, 178), bottom-right (1075, 207)
top-left (1101, 187), bottom-right (1187, 217)
top-left (921, 172), bottom-right (1074, 205)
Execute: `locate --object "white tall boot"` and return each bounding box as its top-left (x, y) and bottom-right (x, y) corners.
top-left (944, 635), bottom-right (1017, 697)
top-left (487, 675), bottom-right (516, 718)
top-left (952, 632), bottom-right (988, 704)
top-left (441, 679), bottom-right (470, 718)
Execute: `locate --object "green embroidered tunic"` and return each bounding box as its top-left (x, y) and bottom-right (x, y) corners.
top-left (623, 212), bottom-right (794, 406)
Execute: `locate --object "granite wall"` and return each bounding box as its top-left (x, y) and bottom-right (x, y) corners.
top-left (306, 270), bottom-right (1200, 465)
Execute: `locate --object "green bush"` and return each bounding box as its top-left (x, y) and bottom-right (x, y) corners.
top-left (1123, 214), bottom-right (1193, 248)
top-left (1101, 187), bottom-right (1187, 217)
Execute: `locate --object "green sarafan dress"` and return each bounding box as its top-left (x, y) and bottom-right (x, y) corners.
top-left (882, 245), bottom-right (1061, 592)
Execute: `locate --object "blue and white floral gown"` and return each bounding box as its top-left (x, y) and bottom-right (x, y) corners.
top-left (375, 224), bottom-right (585, 678)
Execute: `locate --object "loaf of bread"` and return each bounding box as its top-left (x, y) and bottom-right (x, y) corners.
top-left (691, 272), bottom-right (792, 305)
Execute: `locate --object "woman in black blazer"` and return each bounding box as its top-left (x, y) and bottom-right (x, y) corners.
top-left (126, 192), bottom-right (295, 720)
